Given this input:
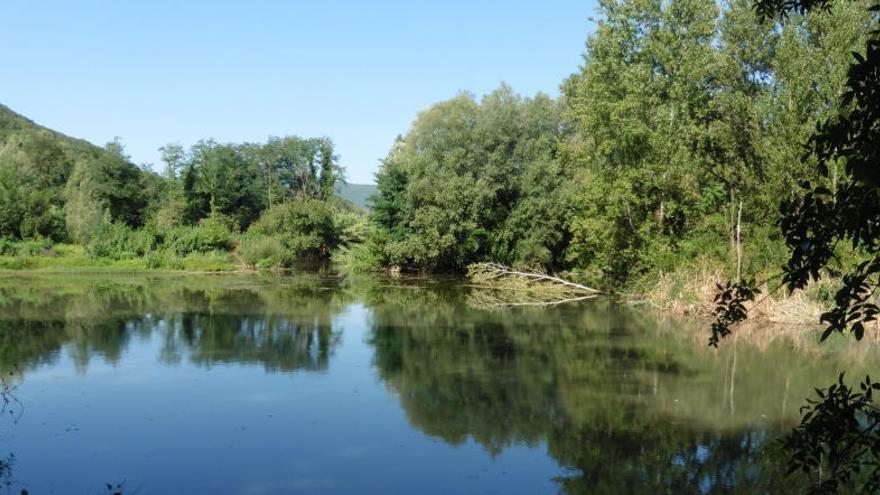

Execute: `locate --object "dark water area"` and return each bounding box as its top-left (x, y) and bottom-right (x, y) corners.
top-left (0, 273), bottom-right (870, 494)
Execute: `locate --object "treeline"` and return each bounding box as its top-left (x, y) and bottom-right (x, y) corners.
top-left (0, 105), bottom-right (362, 269)
top-left (362, 0), bottom-right (873, 287)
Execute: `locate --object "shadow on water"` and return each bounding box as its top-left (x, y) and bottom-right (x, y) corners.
top-left (0, 273), bottom-right (871, 493)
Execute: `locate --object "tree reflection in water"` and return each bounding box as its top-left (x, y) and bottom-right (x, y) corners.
top-left (0, 274), bottom-right (872, 493)
top-left (365, 283), bottom-right (872, 494)
top-left (0, 274), bottom-right (350, 375)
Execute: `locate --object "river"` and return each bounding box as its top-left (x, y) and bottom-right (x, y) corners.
top-left (0, 272), bottom-right (869, 494)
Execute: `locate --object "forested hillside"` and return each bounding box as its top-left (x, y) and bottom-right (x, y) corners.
top-left (336, 183), bottom-right (377, 210)
top-left (0, 104), bottom-right (158, 242)
top-left (0, 105), bottom-right (363, 270)
top-left (361, 0), bottom-right (873, 292)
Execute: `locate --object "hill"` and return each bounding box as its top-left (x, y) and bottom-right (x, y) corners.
top-left (336, 182), bottom-right (377, 210)
top-left (0, 104), bottom-right (156, 241)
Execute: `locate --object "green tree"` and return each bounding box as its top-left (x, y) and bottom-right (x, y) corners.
top-left (64, 141), bottom-right (148, 243)
top-left (709, 0), bottom-right (880, 491)
top-left (369, 85), bottom-right (570, 271)
top-left (563, 0), bottom-right (722, 283)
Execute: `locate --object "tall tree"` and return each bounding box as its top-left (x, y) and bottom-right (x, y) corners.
top-left (64, 141), bottom-right (147, 242)
top-left (710, 0), bottom-right (880, 491)
top-left (563, 0), bottom-right (720, 282)
top-left (369, 85), bottom-right (570, 271)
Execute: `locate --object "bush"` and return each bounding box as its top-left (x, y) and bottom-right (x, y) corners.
top-left (244, 198), bottom-right (338, 267)
top-left (163, 214), bottom-right (235, 256)
top-left (0, 238), bottom-right (54, 257)
top-left (87, 223), bottom-right (157, 260)
top-left (239, 234), bottom-right (288, 268)
top-left (332, 209), bottom-right (370, 246)
top-left (332, 243), bottom-right (384, 273)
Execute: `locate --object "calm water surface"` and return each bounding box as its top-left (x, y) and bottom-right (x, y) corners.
top-left (0, 273), bottom-right (871, 494)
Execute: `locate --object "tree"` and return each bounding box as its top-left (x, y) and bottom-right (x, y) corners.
top-left (64, 141), bottom-right (147, 243)
top-left (368, 85), bottom-right (571, 272)
top-left (318, 137), bottom-right (339, 200)
top-left (563, 0), bottom-right (722, 283)
top-left (710, 0), bottom-right (880, 491)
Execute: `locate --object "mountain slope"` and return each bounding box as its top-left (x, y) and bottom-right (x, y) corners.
top-left (0, 104), bottom-right (104, 159)
top-left (0, 104), bottom-right (153, 240)
top-left (336, 182), bottom-right (377, 210)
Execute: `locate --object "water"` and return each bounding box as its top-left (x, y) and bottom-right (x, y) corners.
top-left (0, 273), bottom-right (868, 494)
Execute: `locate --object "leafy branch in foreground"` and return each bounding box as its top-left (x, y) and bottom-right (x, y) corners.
top-left (785, 374), bottom-right (880, 494)
top-left (709, 279), bottom-right (760, 346)
top-left (710, 0), bottom-right (880, 491)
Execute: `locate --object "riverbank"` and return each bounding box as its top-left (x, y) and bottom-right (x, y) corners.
top-left (0, 243), bottom-right (845, 330)
top-left (0, 243), bottom-right (242, 272)
top-left (632, 263), bottom-right (839, 326)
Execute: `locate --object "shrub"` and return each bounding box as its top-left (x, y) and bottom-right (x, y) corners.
top-left (332, 209), bottom-right (370, 246)
top-left (239, 234), bottom-right (288, 268)
top-left (332, 243), bottom-right (384, 273)
top-left (0, 238), bottom-right (53, 257)
top-left (164, 214), bottom-right (235, 256)
top-left (244, 198), bottom-right (338, 267)
top-left (87, 223), bottom-right (157, 260)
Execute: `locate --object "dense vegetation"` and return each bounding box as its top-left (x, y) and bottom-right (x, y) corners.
top-left (706, 0), bottom-right (880, 488)
top-left (0, 0), bottom-right (872, 292)
top-left (361, 0), bottom-right (873, 292)
top-left (0, 105), bottom-right (366, 270)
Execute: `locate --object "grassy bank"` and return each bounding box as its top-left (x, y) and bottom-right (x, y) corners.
top-left (0, 238), bottom-right (846, 331)
top-left (0, 242), bottom-right (240, 273)
top-left (630, 259), bottom-right (841, 326)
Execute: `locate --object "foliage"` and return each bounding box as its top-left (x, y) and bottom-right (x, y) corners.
top-left (361, 0), bottom-right (869, 289)
top-left (709, 279), bottom-right (760, 346)
top-left (784, 374), bottom-right (880, 494)
top-left (0, 104), bottom-right (349, 270)
top-left (703, 0), bottom-right (880, 490)
top-left (332, 207), bottom-right (370, 246)
top-left (238, 234), bottom-right (288, 269)
top-left (171, 136), bottom-right (343, 228)
top-left (368, 85), bottom-right (573, 272)
top-left (87, 222), bottom-right (157, 260)
top-left (241, 198), bottom-right (338, 267)
top-left (163, 214), bottom-right (235, 256)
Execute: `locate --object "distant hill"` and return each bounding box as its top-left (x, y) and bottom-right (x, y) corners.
top-left (336, 182), bottom-right (377, 210)
top-left (0, 103), bottom-right (105, 159)
top-left (0, 103), bottom-right (157, 240)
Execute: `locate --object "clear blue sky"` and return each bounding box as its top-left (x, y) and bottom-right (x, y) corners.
top-left (1, 0), bottom-right (596, 184)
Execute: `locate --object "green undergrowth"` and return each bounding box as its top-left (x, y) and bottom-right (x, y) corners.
top-left (0, 242), bottom-right (239, 273)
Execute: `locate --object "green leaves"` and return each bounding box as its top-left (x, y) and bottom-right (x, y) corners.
top-left (368, 87), bottom-right (571, 272)
top-left (784, 374), bottom-right (880, 494)
top-left (709, 279), bottom-right (761, 346)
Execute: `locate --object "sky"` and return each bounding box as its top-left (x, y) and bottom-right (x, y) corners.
top-left (0, 0), bottom-right (596, 184)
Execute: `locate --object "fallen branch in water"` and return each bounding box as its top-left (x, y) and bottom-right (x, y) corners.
top-left (468, 292), bottom-right (599, 309)
top-left (466, 263), bottom-right (600, 309)
top-left (467, 263), bottom-right (600, 294)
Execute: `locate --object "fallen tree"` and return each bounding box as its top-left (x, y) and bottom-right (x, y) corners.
top-left (466, 263), bottom-right (600, 309)
top-left (467, 263), bottom-right (600, 294)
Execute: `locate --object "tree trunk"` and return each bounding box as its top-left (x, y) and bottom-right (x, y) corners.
top-left (729, 188), bottom-right (736, 258)
top-left (736, 199), bottom-right (743, 283)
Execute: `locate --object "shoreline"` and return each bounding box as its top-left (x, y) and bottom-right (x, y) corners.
top-left (0, 260), bottom-right (842, 330)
